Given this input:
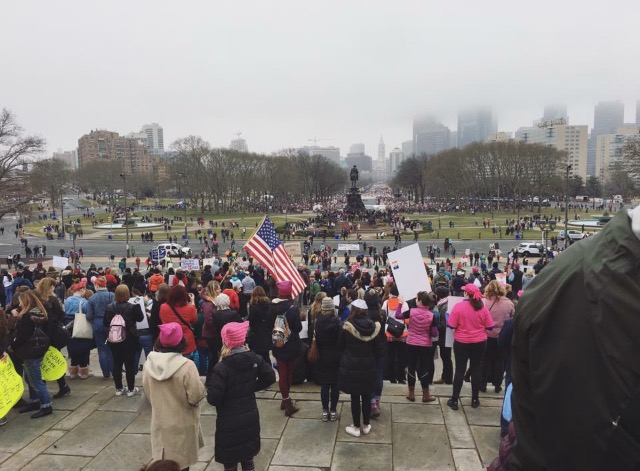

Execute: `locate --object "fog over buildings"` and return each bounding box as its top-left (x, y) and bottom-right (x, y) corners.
top-left (2, 1), bottom-right (639, 171)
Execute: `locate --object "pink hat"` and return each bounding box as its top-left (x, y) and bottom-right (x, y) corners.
top-left (158, 322), bottom-right (183, 348)
top-left (462, 283), bottom-right (483, 300)
top-left (221, 321), bottom-right (249, 349)
top-left (517, 289), bottom-right (523, 298)
top-left (472, 266), bottom-right (479, 273)
top-left (277, 280), bottom-right (292, 298)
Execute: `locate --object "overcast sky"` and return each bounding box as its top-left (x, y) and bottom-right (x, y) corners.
top-left (2, 1), bottom-right (639, 158)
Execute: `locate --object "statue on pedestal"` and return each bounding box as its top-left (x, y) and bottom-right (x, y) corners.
top-left (350, 165), bottom-right (359, 189)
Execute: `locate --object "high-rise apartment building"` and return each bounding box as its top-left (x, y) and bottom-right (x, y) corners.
top-left (52, 149), bottom-right (78, 169)
top-left (457, 107), bottom-right (496, 148)
top-left (140, 123), bottom-right (164, 155)
top-left (413, 117), bottom-right (450, 155)
top-left (230, 137), bottom-right (248, 152)
top-left (594, 127), bottom-right (640, 182)
top-left (302, 146), bottom-right (340, 164)
top-left (588, 101), bottom-right (625, 176)
top-left (77, 130), bottom-right (168, 178)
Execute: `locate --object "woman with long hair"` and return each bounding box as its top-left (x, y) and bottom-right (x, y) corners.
top-left (35, 277), bottom-right (71, 398)
top-left (314, 297), bottom-right (341, 422)
top-left (307, 291), bottom-right (327, 334)
top-left (364, 288), bottom-right (385, 417)
top-left (201, 280), bottom-right (221, 376)
top-left (64, 279), bottom-right (94, 379)
top-left (446, 284), bottom-right (495, 410)
top-left (481, 280), bottom-right (515, 393)
top-left (405, 291), bottom-right (437, 403)
top-left (143, 323), bottom-right (206, 470)
top-left (8, 290), bottom-right (53, 418)
top-left (338, 299), bottom-right (384, 437)
top-left (247, 286), bottom-right (273, 365)
top-left (104, 284), bottom-right (144, 396)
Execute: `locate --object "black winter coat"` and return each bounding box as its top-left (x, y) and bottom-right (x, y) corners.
top-left (338, 316), bottom-right (383, 395)
top-left (270, 299), bottom-right (302, 361)
top-left (248, 301), bottom-right (274, 353)
top-left (103, 302), bottom-right (144, 341)
top-left (206, 350), bottom-right (276, 464)
top-left (312, 313), bottom-right (341, 385)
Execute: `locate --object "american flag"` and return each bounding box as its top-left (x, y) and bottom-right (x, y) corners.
top-left (244, 216), bottom-right (306, 297)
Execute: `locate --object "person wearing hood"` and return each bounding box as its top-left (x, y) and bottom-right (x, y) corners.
top-left (338, 298), bottom-right (385, 438)
top-left (143, 323), bottom-right (206, 471)
top-left (314, 296), bottom-right (342, 422)
top-left (207, 321), bottom-right (275, 471)
top-left (521, 268), bottom-right (535, 291)
top-left (270, 280), bottom-right (302, 417)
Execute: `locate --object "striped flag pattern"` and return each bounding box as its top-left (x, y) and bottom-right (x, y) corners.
top-left (244, 216), bottom-right (306, 297)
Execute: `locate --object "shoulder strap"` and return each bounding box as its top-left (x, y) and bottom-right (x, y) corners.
top-left (170, 305), bottom-right (195, 333)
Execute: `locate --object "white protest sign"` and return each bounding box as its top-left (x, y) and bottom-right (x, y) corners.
top-left (338, 244), bottom-right (360, 251)
top-left (445, 296), bottom-right (465, 348)
top-left (495, 273), bottom-right (507, 286)
top-left (388, 243), bottom-right (431, 300)
top-left (52, 256), bottom-right (68, 269)
top-left (283, 242), bottom-right (302, 256)
top-left (129, 296), bottom-right (149, 329)
top-left (180, 259), bottom-right (200, 271)
top-left (202, 258), bottom-right (215, 267)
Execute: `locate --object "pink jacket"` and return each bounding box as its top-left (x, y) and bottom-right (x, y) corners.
top-left (406, 306), bottom-right (434, 347)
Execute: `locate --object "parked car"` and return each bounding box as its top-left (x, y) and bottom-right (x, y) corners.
top-left (516, 242), bottom-right (544, 257)
top-left (557, 230), bottom-right (584, 241)
top-left (155, 243), bottom-right (192, 257)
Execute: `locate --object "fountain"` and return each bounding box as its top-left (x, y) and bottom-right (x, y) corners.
top-left (94, 217), bottom-right (163, 230)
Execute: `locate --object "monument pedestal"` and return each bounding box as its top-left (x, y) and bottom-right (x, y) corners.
top-left (344, 187), bottom-right (366, 214)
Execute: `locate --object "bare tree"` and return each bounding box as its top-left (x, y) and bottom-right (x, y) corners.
top-left (0, 108), bottom-right (46, 219)
top-left (30, 158), bottom-right (71, 208)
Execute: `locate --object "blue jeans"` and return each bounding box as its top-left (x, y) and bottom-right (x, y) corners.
top-left (24, 358), bottom-right (52, 408)
top-left (135, 334), bottom-right (154, 369)
top-left (93, 322), bottom-right (113, 377)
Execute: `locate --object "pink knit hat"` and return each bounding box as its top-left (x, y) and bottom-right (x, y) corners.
top-left (277, 280), bottom-right (292, 298)
top-left (158, 322), bottom-right (183, 348)
top-left (221, 321), bottom-right (249, 349)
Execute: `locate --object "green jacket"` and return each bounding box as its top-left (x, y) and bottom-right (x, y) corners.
top-left (511, 210), bottom-right (640, 470)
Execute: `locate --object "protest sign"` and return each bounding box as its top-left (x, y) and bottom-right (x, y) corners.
top-left (337, 244), bottom-right (360, 251)
top-left (41, 347), bottom-right (67, 381)
top-left (53, 256), bottom-right (68, 269)
top-left (444, 296), bottom-right (465, 348)
top-left (496, 273), bottom-right (507, 285)
top-left (388, 243), bottom-right (431, 300)
top-left (180, 259), bottom-right (200, 271)
top-left (0, 355), bottom-right (24, 417)
top-left (283, 242), bottom-right (302, 257)
top-left (129, 296), bottom-right (149, 329)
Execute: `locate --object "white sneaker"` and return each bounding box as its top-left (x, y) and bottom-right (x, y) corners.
top-left (362, 424), bottom-right (372, 435)
top-left (115, 389), bottom-right (125, 396)
top-left (126, 387), bottom-right (139, 397)
top-left (345, 425), bottom-right (361, 437)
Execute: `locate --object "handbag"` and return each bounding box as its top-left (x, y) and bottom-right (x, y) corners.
top-left (49, 320), bottom-right (71, 349)
top-left (71, 300), bottom-right (94, 339)
top-left (307, 320), bottom-right (319, 363)
top-left (430, 322), bottom-right (439, 341)
top-left (386, 315), bottom-right (406, 338)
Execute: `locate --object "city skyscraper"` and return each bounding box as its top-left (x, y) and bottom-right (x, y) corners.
top-left (401, 140), bottom-right (414, 158)
top-left (140, 123), bottom-right (164, 155)
top-left (378, 136), bottom-right (385, 161)
top-left (230, 134), bottom-right (248, 152)
top-left (587, 101), bottom-right (625, 176)
top-left (457, 107), bottom-right (496, 148)
top-left (413, 117), bottom-right (450, 155)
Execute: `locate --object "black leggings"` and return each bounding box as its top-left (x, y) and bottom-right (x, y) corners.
top-left (350, 393), bottom-right (372, 427)
top-left (406, 345), bottom-right (435, 388)
top-left (224, 459), bottom-right (255, 471)
top-left (108, 339), bottom-right (138, 390)
top-left (452, 340), bottom-right (486, 401)
top-left (481, 338), bottom-right (504, 388)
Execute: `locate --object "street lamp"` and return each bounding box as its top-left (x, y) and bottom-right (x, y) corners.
top-left (178, 172), bottom-right (187, 241)
top-left (120, 173), bottom-right (130, 258)
top-left (564, 165), bottom-right (572, 249)
top-left (539, 218), bottom-right (556, 252)
top-left (60, 193), bottom-right (65, 237)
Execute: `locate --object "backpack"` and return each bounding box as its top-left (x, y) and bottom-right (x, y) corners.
top-left (434, 274), bottom-right (449, 288)
top-left (108, 304), bottom-right (127, 343)
top-left (310, 281), bottom-right (321, 299)
top-left (272, 309), bottom-right (291, 348)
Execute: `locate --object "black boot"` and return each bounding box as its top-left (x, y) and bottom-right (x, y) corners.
top-left (53, 385), bottom-right (71, 399)
top-left (19, 402), bottom-right (40, 414)
top-left (31, 406), bottom-right (53, 419)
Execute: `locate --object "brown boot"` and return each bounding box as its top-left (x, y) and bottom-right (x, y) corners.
top-left (422, 387), bottom-right (436, 403)
top-left (433, 378), bottom-right (445, 385)
top-left (283, 398), bottom-right (299, 417)
top-left (406, 385), bottom-right (415, 402)
top-left (68, 366), bottom-right (79, 380)
top-left (78, 367), bottom-right (93, 380)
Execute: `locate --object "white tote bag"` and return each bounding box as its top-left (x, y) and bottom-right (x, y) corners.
top-left (71, 300), bottom-right (94, 339)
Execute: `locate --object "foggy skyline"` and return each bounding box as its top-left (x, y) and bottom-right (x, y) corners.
top-left (2, 1), bottom-right (639, 157)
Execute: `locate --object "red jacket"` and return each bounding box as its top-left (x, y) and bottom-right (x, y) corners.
top-left (159, 303), bottom-right (197, 354)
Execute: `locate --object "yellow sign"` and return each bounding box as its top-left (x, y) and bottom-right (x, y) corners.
top-left (41, 347), bottom-right (67, 381)
top-left (0, 355), bottom-right (24, 418)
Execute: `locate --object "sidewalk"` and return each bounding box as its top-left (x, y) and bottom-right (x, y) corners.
top-left (0, 363), bottom-right (501, 471)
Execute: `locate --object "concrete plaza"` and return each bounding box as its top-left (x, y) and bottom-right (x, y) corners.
top-left (0, 362), bottom-right (501, 471)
